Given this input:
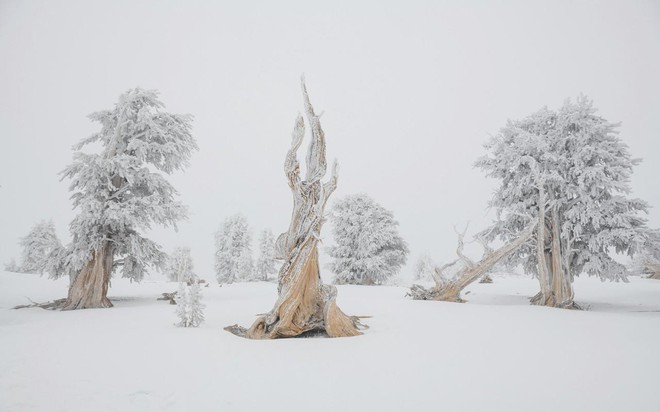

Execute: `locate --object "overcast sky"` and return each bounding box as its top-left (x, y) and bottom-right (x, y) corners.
top-left (1, 0), bottom-right (659, 282)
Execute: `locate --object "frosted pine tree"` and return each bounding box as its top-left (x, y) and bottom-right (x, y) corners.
top-left (214, 214), bottom-right (253, 284)
top-left (328, 194), bottom-right (409, 285)
top-left (46, 88), bottom-right (197, 309)
top-left (413, 254), bottom-right (436, 282)
top-left (18, 220), bottom-right (62, 274)
top-left (4, 257), bottom-right (20, 272)
top-left (476, 96), bottom-right (651, 308)
top-left (630, 229), bottom-right (660, 279)
top-left (255, 229), bottom-right (277, 281)
top-left (236, 248), bottom-right (256, 281)
top-left (175, 278), bottom-right (205, 327)
top-left (164, 247), bottom-right (195, 282)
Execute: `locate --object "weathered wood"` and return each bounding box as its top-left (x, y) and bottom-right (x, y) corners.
top-left (157, 291), bottom-right (178, 304)
top-left (408, 221), bottom-right (536, 302)
top-left (61, 241), bottom-right (114, 310)
top-left (13, 298), bottom-right (68, 310)
top-left (225, 77), bottom-right (366, 339)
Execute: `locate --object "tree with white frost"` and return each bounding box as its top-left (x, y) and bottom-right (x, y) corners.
top-left (175, 279), bottom-right (205, 327)
top-left (630, 229), bottom-right (660, 279)
top-left (328, 194), bottom-right (409, 285)
top-left (45, 88), bottom-right (197, 310)
top-left (475, 96), bottom-right (650, 308)
top-left (18, 220), bottom-right (62, 274)
top-left (214, 214), bottom-right (253, 284)
top-left (255, 229), bottom-right (277, 281)
top-left (413, 254), bottom-right (436, 282)
top-left (164, 247), bottom-right (195, 282)
top-left (4, 257), bottom-right (20, 272)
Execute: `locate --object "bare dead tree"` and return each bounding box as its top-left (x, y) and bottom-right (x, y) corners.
top-left (224, 77), bottom-right (366, 339)
top-left (408, 221), bottom-right (536, 302)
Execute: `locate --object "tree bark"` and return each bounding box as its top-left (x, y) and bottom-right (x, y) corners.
top-left (61, 241), bottom-right (114, 310)
top-left (408, 221), bottom-right (536, 302)
top-left (225, 77), bottom-right (365, 339)
top-left (531, 205), bottom-right (580, 309)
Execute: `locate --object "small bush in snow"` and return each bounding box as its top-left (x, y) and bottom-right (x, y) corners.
top-left (175, 280), bottom-right (205, 327)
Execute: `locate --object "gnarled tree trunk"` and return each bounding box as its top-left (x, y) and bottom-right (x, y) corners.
top-left (62, 241), bottom-right (114, 310)
top-left (408, 221), bottom-right (536, 302)
top-left (224, 77), bottom-right (365, 339)
top-left (530, 196), bottom-right (579, 309)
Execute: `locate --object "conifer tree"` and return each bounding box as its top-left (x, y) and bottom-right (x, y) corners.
top-left (255, 229), bottom-right (277, 281)
top-left (47, 88), bottom-right (197, 309)
top-left (476, 96), bottom-right (650, 307)
top-left (4, 257), bottom-right (20, 273)
top-left (18, 220), bottom-right (61, 274)
top-left (214, 214), bottom-right (253, 284)
top-left (164, 247), bottom-right (195, 282)
top-left (175, 279), bottom-right (205, 327)
top-left (328, 194), bottom-right (409, 285)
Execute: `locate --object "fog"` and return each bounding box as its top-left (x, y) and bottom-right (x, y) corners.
top-left (1, 0), bottom-right (659, 280)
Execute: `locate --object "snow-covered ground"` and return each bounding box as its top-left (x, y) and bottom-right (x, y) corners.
top-left (1, 271), bottom-right (659, 412)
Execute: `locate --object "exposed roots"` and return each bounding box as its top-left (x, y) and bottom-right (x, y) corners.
top-left (13, 298), bottom-right (68, 310)
top-left (406, 284), bottom-right (464, 302)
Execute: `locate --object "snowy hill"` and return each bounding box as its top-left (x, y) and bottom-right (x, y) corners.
top-left (1, 271), bottom-right (659, 411)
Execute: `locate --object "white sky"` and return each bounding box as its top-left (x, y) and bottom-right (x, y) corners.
top-left (1, 0), bottom-right (659, 281)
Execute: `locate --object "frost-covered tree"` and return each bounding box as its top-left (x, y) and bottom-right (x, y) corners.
top-left (413, 254), bottom-right (436, 282)
top-left (476, 96), bottom-right (650, 308)
top-left (164, 247), bottom-right (195, 282)
top-left (18, 220), bottom-right (62, 274)
top-left (4, 257), bottom-right (20, 272)
top-left (214, 214), bottom-right (253, 284)
top-left (46, 88), bottom-right (197, 310)
top-left (630, 229), bottom-right (660, 279)
top-left (255, 229), bottom-right (277, 281)
top-left (237, 248), bottom-right (256, 282)
top-left (328, 194), bottom-right (409, 285)
top-left (175, 279), bottom-right (205, 327)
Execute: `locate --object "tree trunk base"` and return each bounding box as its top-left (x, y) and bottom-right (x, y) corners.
top-left (60, 242), bottom-right (114, 310)
top-left (226, 248), bottom-right (367, 339)
top-left (530, 291), bottom-right (582, 310)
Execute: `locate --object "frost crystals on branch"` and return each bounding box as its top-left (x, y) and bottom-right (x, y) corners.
top-left (45, 88), bottom-right (197, 310)
top-left (225, 77), bottom-right (367, 339)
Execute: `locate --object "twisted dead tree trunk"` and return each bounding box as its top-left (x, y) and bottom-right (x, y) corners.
top-left (409, 222), bottom-right (536, 302)
top-left (225, 78), bottom-right (366, 339)
top-left (530, 190), bottom-right (580, 309)
top-left (63, 241), bottom-right (114, 310)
